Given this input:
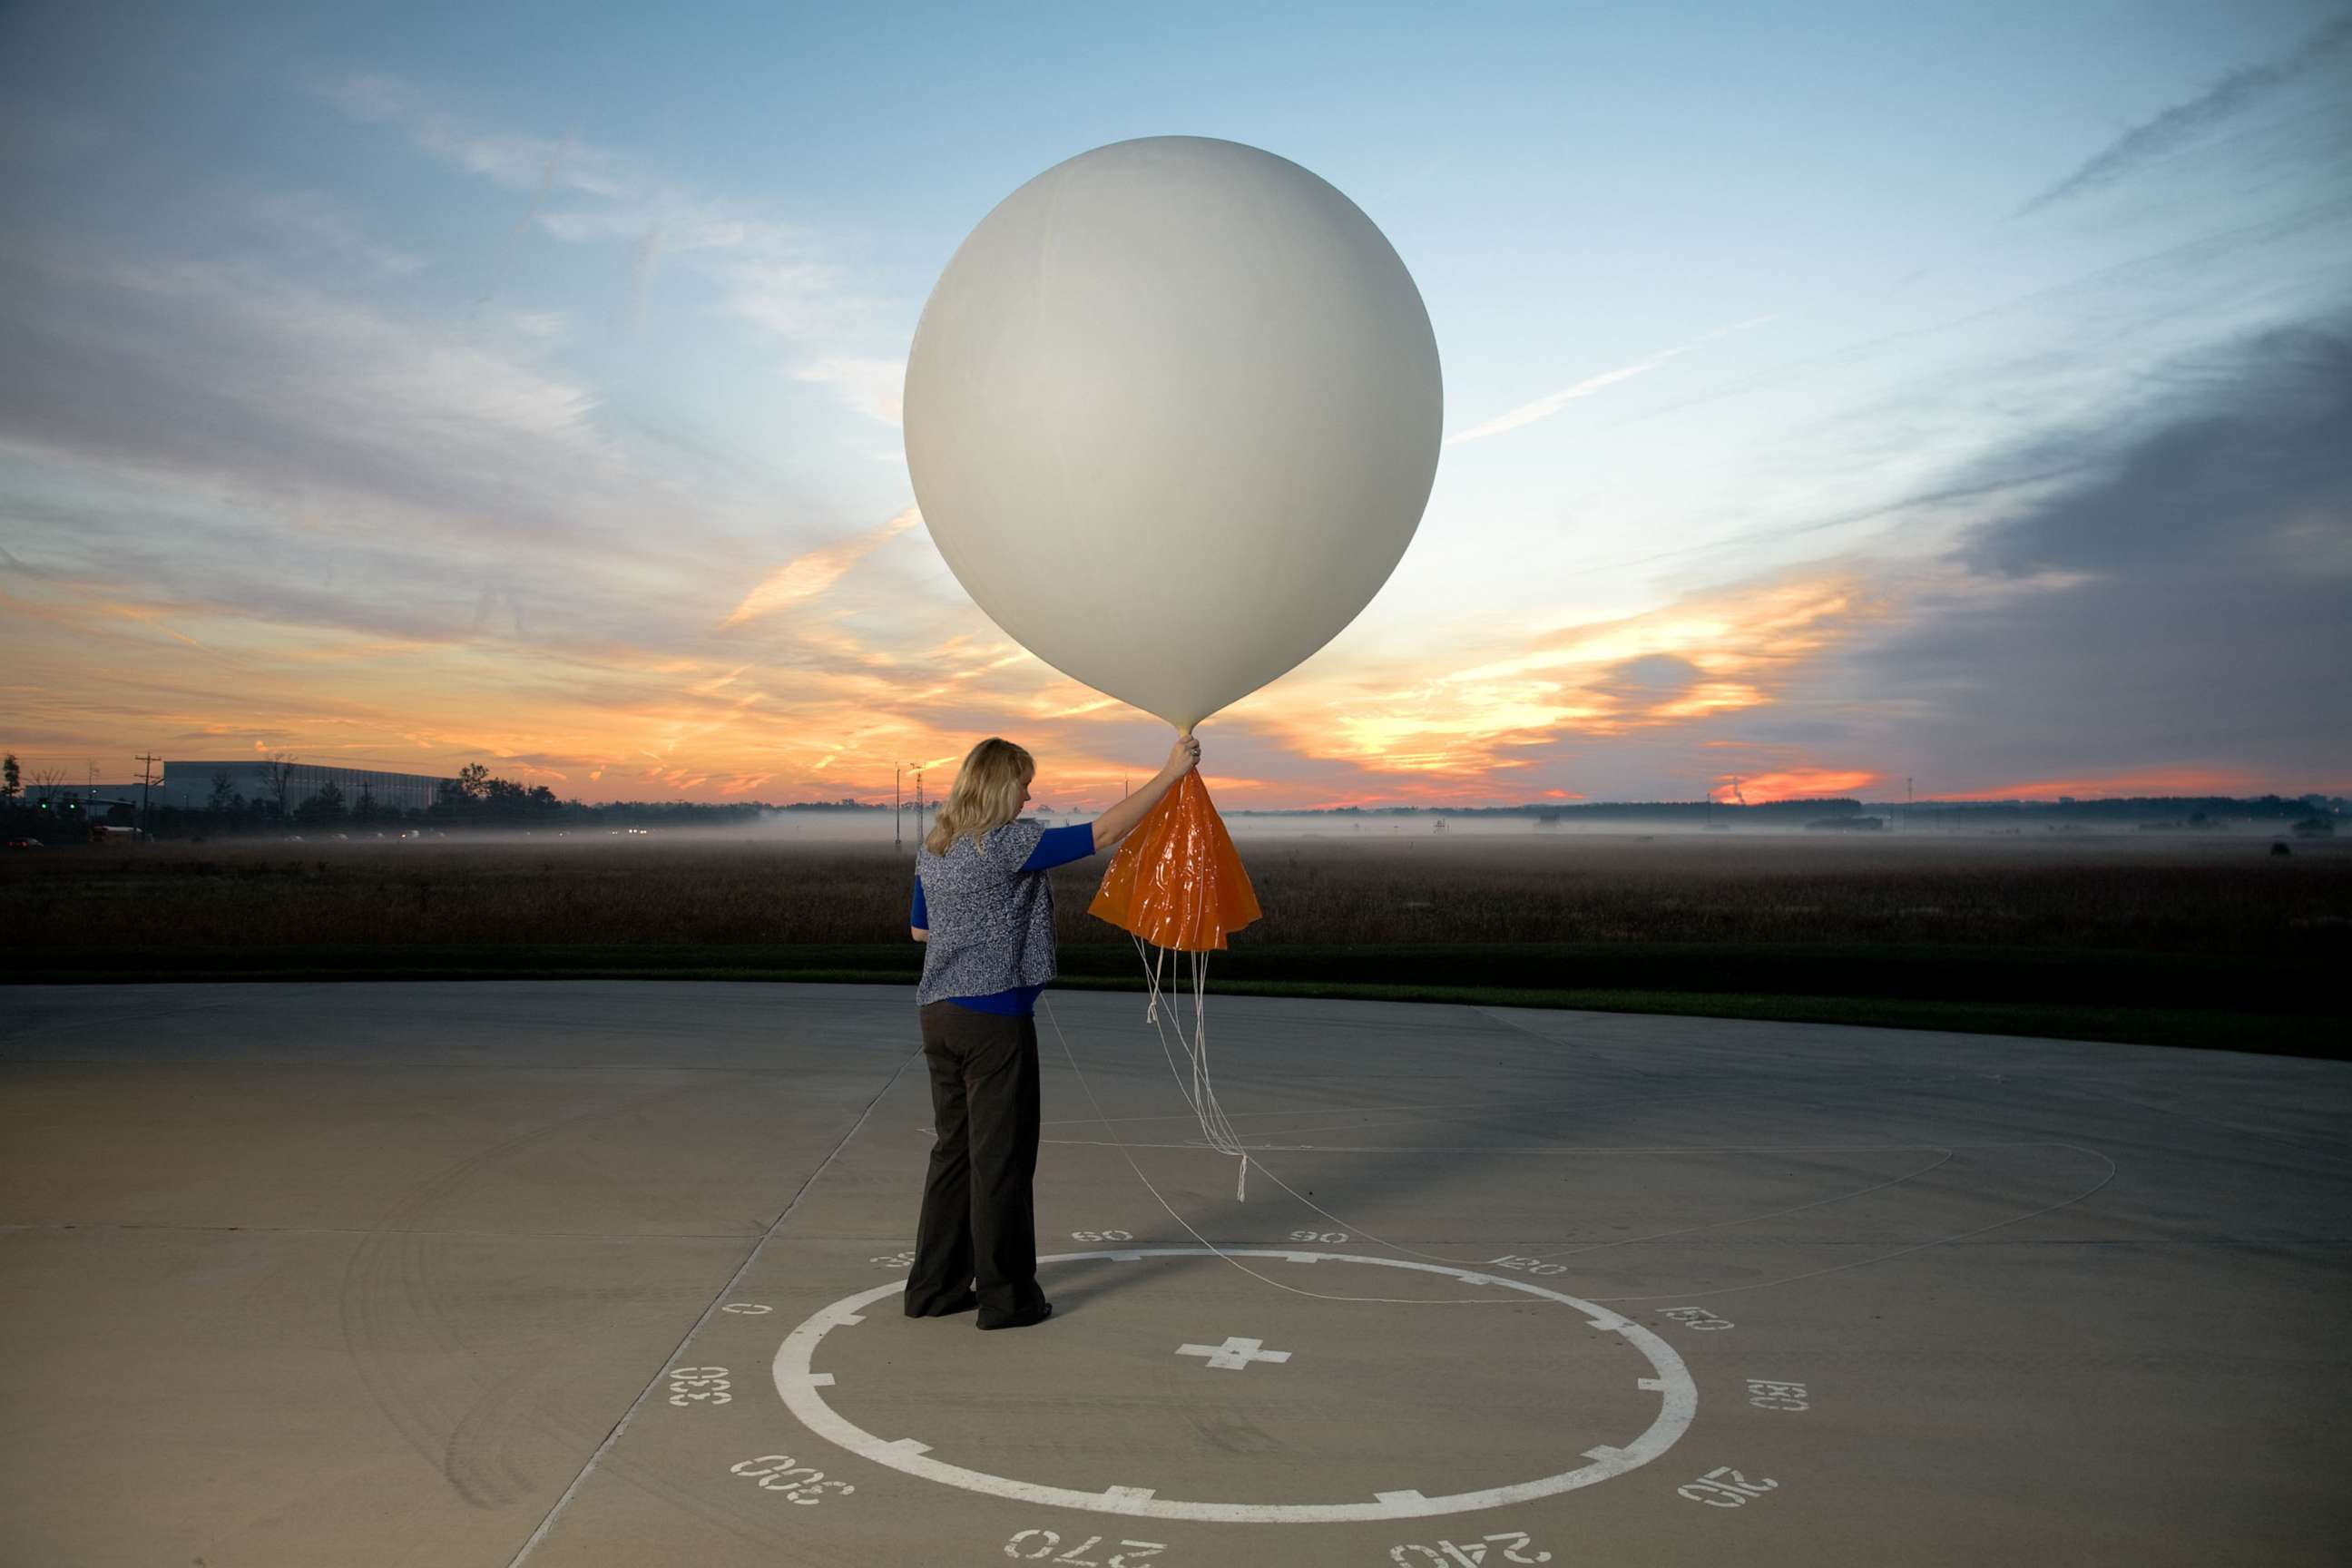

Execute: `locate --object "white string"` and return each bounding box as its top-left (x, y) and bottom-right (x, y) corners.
top-left (1040, 992), bottom-right (2122, 1309)
top-left (1142, 943), bottom-right (1167, 1024)
top-left (1118, 952), bottom-right (1971, 1266)
top-left (1240, 1135), bottom-right (1960, 1269)
top-left (1042, 991), bottom-right (1519, 1305)
top-left (1130, 934), bottom-right (1249, 1200)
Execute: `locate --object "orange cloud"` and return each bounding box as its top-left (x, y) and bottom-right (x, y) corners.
top-left (1235, 567), bottom-right (1894, 787)
top-left (717, 771), bottom-right (775, 795)
top-left (1720, 768), bottom-right (1880, 803)
top-left (40, 506), bottom-right (2272, 812)
top-left (1938, 767), bottom-right (2260, 802)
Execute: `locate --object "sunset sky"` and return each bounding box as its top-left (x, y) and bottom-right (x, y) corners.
top-left (3, 2), bottom-right (2346, 809)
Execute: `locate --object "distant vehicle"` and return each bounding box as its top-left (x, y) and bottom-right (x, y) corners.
top-left (5, 837), bottom-right (42, 849)
top-left (87, 824), bottom-right (151, 844)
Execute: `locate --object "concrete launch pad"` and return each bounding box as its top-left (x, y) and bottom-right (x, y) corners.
top-left (3, 980), bottom-right (2346, 1564)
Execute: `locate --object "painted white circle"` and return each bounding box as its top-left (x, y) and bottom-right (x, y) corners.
top-left (769, 1248), bottom-right (1696, 1524)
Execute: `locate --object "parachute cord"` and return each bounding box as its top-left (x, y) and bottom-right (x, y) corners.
top-left (1142, 943), bottom-right (1168, 1025)
top-left (1130, 933), bottom-right (1249, 1200)
top-left (1042, 992), bottom-right (1527, 1305)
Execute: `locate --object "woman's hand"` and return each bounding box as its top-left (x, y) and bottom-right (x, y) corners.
top-left (1096, 735), bottom-right (1203, 852)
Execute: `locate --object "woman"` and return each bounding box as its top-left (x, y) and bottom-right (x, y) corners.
top-left (905, 730), bottom-right (1202, 1328)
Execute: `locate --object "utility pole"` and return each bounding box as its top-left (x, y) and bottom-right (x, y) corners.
top-left (897, 764), bottom-right (926, 849)
top-left (135, 753), bottom-right (160, 839)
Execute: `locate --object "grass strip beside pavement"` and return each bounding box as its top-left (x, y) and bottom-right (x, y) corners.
top-left (4, 940), bottom-right (2339, 1060)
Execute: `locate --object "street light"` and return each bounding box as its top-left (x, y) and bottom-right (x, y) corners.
top-left (896, 762), bottom-right (926, 851)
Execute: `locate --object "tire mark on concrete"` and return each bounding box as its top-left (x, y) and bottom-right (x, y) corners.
top-left (504, 1044), bottom-right (926, 1564)
top-left (337, 1079), bottom-right (712, 1507)
top-left (339, 1069), bottom-right (885, 1554)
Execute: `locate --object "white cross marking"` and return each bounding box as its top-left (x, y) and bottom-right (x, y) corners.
top-left (1176, 1336), bottom-right (1292, 1371)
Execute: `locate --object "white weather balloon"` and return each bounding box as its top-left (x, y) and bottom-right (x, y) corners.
top-left (903, 135), bottom-right (1442, 732)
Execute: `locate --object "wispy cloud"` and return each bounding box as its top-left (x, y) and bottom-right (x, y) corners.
top-left (716, 507), bottom-right (923, 629)
top-left (623, 224), bottom-right (662, 331)
top-left (1232, 566), bottom-right (1891, 788)
top-left (0, 210), bottom-right (959, 798)
top-left (476, 129), bottom-right (574, 314)
top-left (10, 36), bottom-right (2340, 808)
top-left (1445, 315), bottom-right (1781, 446)
top-left (314, 74), bottom-right (636, 199)
top-left (1714, 768), bottom-right (1880, 803)
top-left (2014, 12), bottom-right (2352, 217)
top-left (315, 71), bottom-right (896, 416)
top-left (0, 238), bottom-right (612, 533)
top-left (1936, 766), bottom-right (2263, 802)
top-left (1745, 311), bottom-right (2352, 796)
top-left (242, 191), bottom-right (426, 276)
top-left (793, 355), bottom-right (905, 426)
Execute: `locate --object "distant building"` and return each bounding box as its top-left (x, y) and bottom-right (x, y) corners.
top-left (157, 760), bottom-right (452, 814)
top-left (21, 786), bottom-right (142, 823)
top-left (22, 784), bottom-right (142, 806)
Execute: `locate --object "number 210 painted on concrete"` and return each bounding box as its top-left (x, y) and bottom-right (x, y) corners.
top-left (1004, 1528), bottom-right (1163, 1563)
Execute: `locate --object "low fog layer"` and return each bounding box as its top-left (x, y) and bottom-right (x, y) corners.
top-left (250, 810), bottom-right (2334, 853)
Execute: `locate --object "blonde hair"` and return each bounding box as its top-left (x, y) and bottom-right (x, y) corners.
top-left (924, 737), bottom-right (1034, 857)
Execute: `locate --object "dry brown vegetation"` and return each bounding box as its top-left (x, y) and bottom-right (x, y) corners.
top-left (7, 828), bottom-right (2345, 959)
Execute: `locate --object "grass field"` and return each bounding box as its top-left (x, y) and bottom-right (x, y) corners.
top-left (6, 827), bottom-right (2344, 1056)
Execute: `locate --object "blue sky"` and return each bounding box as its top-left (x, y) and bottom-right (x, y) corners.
top-left (3, 1), bottom-right (2346, 806)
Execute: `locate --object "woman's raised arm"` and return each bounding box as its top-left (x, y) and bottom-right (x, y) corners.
top-left (1091, 734), bottom-right (1201, 851)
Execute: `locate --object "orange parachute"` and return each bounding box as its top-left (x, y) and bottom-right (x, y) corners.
top-left (1085, 760), bottom-right (1261, 1199)
top-left (1087, 767), bottom-right (1260, 951)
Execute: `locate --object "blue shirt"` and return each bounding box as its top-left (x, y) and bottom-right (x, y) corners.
top-left (912, 821), bottom-right (1097, 1014)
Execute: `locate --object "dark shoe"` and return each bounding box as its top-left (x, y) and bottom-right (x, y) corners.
top-left (976, 1301), bottom-right (1053, 1331)
top-left (905, 1288), bottom-right (978, 1318)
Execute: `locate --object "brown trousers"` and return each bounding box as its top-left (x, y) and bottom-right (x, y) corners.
top-left (906, 1000), bottom-right (1047, 1320)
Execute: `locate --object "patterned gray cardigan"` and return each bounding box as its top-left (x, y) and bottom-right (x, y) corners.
top-left (914, 818), bottom-right (1057, 1004)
